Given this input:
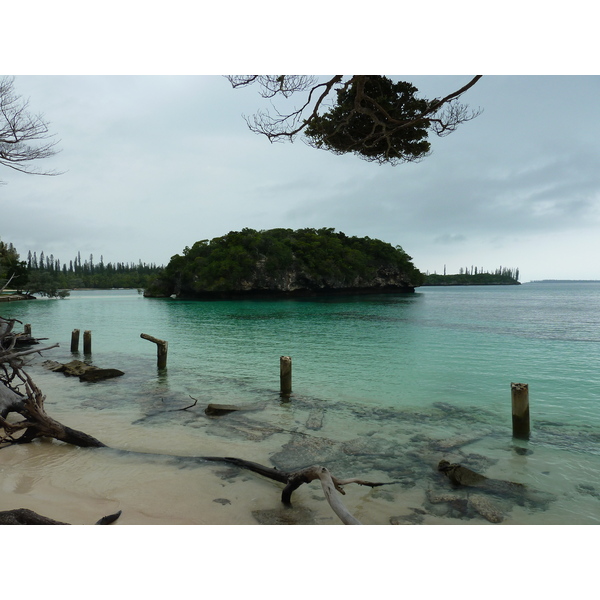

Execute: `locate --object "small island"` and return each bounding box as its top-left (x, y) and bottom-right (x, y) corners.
top-left (144, 228), bottom-right (424, 299)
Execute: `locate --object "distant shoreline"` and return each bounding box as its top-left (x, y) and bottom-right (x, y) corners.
top-left (528, 280), bottom-right (600, 283)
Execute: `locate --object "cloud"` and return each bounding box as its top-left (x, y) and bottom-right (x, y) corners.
top-left (2, 75), bottom-right (600, 280)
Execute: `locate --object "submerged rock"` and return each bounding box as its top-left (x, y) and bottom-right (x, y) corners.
top-left (43, 359), bottom-right (124, 382)
top-left (252, 506), bottom-right (322, 525)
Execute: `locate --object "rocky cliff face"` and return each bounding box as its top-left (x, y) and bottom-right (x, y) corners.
top-left (146, 259), bottom-right (417, 299)
top-left (238, 261), bottom-right (415, 293)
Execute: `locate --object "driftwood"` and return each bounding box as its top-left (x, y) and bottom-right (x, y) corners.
top-left (0, 508), bottom-right (122, 525)
top-left (1, 317), bottom-right (106, 448)
top-left (203, 456), bottom-right (390, 524)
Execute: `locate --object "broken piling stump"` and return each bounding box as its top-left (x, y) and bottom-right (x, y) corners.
top-left (511, 382), bottom-right (530, 440)
top-left (141, 333), bottom-right (168, 368)
top-left (83, 330), bottom-right (92, 355)
top-left (280, 355), bottom-right (292, 396)
top-left (70, 329), bottom-right (80, 352)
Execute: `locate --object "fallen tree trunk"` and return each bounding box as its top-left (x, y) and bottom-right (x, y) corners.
top-left (0, 508), bottom-right (122, 525)
top-left (203, 456), bottom-right (390, 524)
top-left (1, 317), bottom-right (105, 448)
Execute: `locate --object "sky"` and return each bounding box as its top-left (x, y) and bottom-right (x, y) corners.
top-left (3, 6), bottom-right (600, 283)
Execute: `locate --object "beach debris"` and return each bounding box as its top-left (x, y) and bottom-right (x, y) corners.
top-left (42, 359), bottom-right (124, 382)
top-left (202, 456), bottom-right (392, 525)
top-left (0, 508), bottom-right (122, 525)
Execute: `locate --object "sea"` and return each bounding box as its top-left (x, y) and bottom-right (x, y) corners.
top-left (1, 283), bottom-right (599, 526)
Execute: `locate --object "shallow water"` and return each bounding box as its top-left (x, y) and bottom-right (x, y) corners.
top-left (1, 285), bottom-right (599, 524)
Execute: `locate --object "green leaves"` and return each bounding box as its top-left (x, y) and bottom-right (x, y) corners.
top-left (150, 228), bottom-right (423, 297)
top-left (303, 77), bottom-right (432, 164)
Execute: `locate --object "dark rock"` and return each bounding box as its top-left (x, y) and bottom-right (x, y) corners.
top-left (43, 359), bottom-right (124, 382)
top-left (205, 402), bottom-right (263, 416)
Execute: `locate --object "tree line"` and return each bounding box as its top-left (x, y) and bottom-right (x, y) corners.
top-left (1, 238), bottom-right (163, 297)
top-left (423, 265), bottom-right (520, 286)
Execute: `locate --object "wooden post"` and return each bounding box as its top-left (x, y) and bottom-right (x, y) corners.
top-left (511, 382), bottom-right (530, 440)
top-left (70, 329), bottom-right (80, 352)
top-left (280, 356), bottom-right (292, 396)
top-left (141, 333), bottom-right (168, 369)
top-left (83, 330), bottom-right (92, 355)
top-left (24, 324), bottom-right (31, 336)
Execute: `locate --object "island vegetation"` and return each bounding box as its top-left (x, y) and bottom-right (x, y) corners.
top-left (144, 227), bottom-right (424, 299)
top-left (423, 266), bottom-right (520, 286)
top-left (1, 237), bottom-right (163, 298)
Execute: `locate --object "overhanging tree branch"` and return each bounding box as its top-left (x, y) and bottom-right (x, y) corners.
top-left (227, 75), bottom-right (483, 165)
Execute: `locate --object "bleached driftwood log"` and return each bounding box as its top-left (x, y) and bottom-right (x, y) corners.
top-left (204, 457), bottom-right (390, 525)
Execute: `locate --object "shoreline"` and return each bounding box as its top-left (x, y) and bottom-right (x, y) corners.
top-left (0, 293), bottom-right (36, 302)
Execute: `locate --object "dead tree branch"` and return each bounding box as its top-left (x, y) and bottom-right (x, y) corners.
top-left (0, 76), bottom-right (62, 179)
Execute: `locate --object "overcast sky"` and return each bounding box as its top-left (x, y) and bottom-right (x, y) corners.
top-left (3, 6), bottom-right (599, 283)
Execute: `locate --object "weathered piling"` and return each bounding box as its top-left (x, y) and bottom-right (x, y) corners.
top-left (24, 324), bottom-right (31, 336)
top-left (70, 329), bottom-right (80, 352)
top-left (511, 382), bottom-right (530, 440)
top-left (280, 355), bottom-right (292, 396)
top-left (83, 330), bottom-right (92, 355)
top-left (141, 333), bottom-right (168, 369)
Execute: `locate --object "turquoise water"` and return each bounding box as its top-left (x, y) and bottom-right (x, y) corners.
top-left (2, 284), bottom-right (600, 524)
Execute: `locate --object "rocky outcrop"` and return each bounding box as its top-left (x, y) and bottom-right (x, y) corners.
top-left (146, 263), bottom-right (417, 299)
top-left (43, 359), bottom-right (124, 382)
top-left (144, 228), bottom-right (423, 299)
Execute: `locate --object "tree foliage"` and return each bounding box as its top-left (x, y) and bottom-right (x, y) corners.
top-left (424, 266), bottom-right (520, 285)
top-left (0, 76), bottom-right (61, 181)
top-left (146, 227), bottom-right (423, 297)
top-left (0, 237), bottom-right (27, 291)
top-left (1, 237), bottom-right (163, 295)
top-left (228, 75), bottom-right (482, 165)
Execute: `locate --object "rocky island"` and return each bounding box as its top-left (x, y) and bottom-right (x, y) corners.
top-left (144, 228), bottom-right (423, 299)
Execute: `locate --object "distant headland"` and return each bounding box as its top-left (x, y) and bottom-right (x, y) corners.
top-left (529, 280), bottom-right (600, 283)
top-left (422, 267), bottom-right (520, 286)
